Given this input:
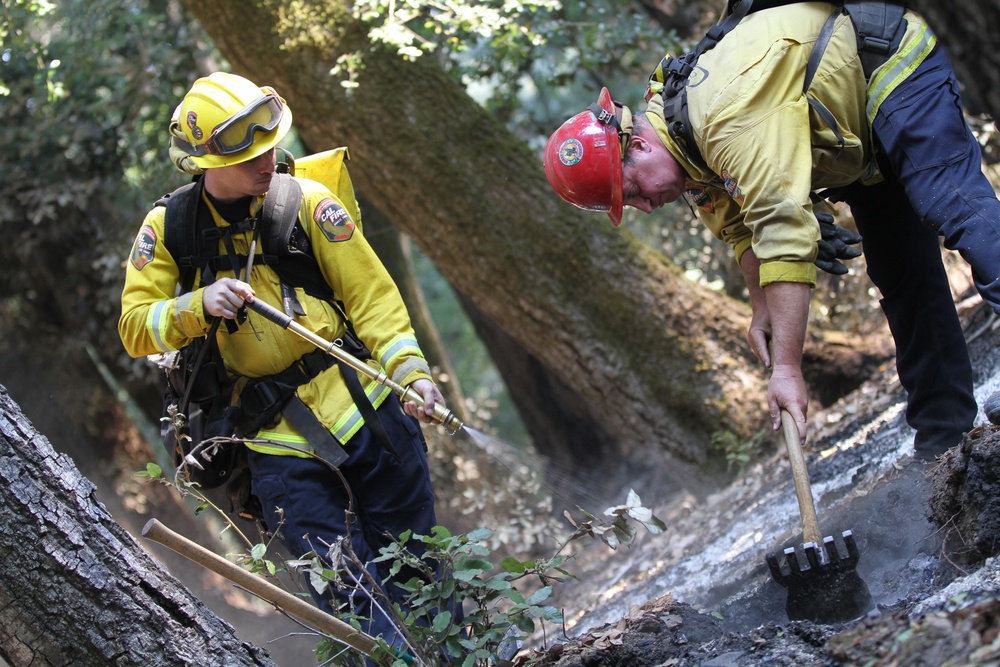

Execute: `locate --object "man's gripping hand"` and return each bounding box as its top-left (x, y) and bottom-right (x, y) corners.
top-left (815, 211), bottom-right (862, 275)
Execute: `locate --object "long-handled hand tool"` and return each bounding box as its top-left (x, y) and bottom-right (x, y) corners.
top-left (243, 296), bottom-right (464, 433)
top-left (141, 518), bottom-right (411, 664)
top-left (765, 409), bottom-right (874, 623)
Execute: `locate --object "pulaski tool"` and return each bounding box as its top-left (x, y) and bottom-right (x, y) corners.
top-left (244, 296), bottom-right (464, 433)
top-left (766, 409), bottom-right (874, 623)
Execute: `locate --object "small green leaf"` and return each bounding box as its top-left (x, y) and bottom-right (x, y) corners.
top-left (527, 586), bottom-right (552, 604)
top-left (432, 610), bottom-right (453, 632)
top-left (465, 528), bottom-right (493, 542)
top-left (500, 557), bottom-right (527, 573)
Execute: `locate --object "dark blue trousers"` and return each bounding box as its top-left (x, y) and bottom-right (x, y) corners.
top-left (837, 45), bottom-right (1000, 457)
top-left (248, 397), bottom-right (438, 648)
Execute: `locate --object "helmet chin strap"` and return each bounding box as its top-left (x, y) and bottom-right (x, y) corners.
top-left (588, 101), bottom-right (634, 158)
top-left (617, 104), bottom-right (634, 158)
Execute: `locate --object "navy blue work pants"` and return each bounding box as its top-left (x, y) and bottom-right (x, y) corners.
top-left (837, 45), bottom-right (999, 457)
top-left (247, 397), bottom-right (439, 648)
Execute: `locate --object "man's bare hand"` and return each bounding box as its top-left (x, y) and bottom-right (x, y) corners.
top-left (768, 364), bottom-right (808, 443)
top-left (203, 278), bottom-right (254, 319)
top-left (403, 378), bottom-right (446, 425)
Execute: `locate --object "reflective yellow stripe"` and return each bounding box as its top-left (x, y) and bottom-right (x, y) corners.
top-left (332, 383), bottom-right (393, 443)
top-left (146, 301), bottom-right (173, 353)
top-left (244, 381), bottom-right (394, 457)
top-left (377, 334), bottom-right (422, 369)
top-left (867, 26), bottom-right (936, 124)
top-left (250, 431), bottom-right (313, 457)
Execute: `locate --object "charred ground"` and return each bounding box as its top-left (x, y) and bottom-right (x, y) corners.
top-left (522, 305), bottom-right (1000, 667)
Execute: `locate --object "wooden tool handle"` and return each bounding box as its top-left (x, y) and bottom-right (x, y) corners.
top-left (780, 410), bottom-right (822, 545)
top-left (141, 518), bottom-right (379, 657)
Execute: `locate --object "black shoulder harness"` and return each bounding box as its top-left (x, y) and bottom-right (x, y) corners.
top-left (156, 170), bottom-right (334, 311)
top-left (651, 0), bottom-right (907, 174)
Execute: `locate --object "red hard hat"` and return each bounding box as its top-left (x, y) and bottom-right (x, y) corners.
top-left (543, 87), bottom-right (631, 227)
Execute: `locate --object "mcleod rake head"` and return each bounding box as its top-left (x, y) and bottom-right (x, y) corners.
top-left (766, 530), bottom-right (875, 624)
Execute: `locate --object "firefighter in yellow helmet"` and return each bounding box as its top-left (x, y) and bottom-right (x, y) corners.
top-left (546, 1), bottom-right (1000, 464)
top-left (119, 72), bottom-right (456, 657)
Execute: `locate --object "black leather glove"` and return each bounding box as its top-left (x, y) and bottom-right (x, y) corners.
top-left (815, 211), bottom-right (862, 275)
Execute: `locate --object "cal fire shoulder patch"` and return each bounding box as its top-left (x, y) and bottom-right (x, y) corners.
top-left (314, 198), bottom-right (355, 243)
top-left (685, 187), bottom-right (714, 214)
top-left (130, 225), bottom-right (156, 270)
top-left (720, 170), bottom-right (745, 206)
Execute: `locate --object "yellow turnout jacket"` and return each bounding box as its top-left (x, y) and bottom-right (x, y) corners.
top-left (120, 176), bottom-right (432, 457)
top-left (645, 2), bottom-right (937, 288)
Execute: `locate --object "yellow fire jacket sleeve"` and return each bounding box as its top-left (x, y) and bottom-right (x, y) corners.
top-left (119, 207), bottom-right (211, 356)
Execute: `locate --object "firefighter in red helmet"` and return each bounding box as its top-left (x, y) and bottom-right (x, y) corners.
top-left (544, 87), bottom-right (632, 226)
top-left (543, 1), bottom-right (1000, 466)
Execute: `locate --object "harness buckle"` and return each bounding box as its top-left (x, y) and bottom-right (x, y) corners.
top-left (593, 107), bottom-right (615, 125)
top-left (663, 56), bottom-right (692, 79)
top-left (861, 35), bottom-right (892, 56)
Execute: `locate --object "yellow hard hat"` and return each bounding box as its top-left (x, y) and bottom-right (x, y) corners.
top-left (173, 72), bottom-right (293, 169)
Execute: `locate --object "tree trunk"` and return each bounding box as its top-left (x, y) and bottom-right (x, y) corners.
top-left (180, 0), bottom-right (773, 490)
top-left (0, 385), bottom-right (277, 667)
top-left (358, 195), bottom-right (470, 425)
top-left (906, 0), bottom-right (1000, 119)
top-left (458, 291), bottom-right (616, 465)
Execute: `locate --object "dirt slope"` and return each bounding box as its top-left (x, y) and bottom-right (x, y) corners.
top-left (525, 304), bottom-right (1000, 666)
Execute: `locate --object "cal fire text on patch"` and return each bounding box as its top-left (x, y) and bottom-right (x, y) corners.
top-left (130, 225), bottom-right (156, 270)
top-left (315, 199), bottom-right (356, 242)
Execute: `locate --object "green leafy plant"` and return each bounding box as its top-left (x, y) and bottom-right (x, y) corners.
top-left (306, 489), bottom-right (664, 666)
top-left (139, 441), bottom-right (666, 666)
top-left (711, 428), bottom-right (768, 477)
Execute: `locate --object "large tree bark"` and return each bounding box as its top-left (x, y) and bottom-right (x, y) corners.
top-left (181, 0), bottom-right (770, 489)
top-left (0, 385), bottom-right (277, 667)
top-left (357, 195), bottom-right (470, 424)
top-left (906, 0), bottom-right (1000, 119)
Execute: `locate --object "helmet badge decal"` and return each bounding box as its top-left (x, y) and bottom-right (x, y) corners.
top-left (186, 111), bottom-right (203, 140)
top-left (557, 138), bottom-right (584, 167)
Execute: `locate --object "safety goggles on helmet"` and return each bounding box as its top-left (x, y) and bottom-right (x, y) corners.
top-left (177, 92), bottom-right (284, 158)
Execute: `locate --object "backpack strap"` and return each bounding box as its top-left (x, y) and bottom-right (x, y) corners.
top-left (158, 178), bottom-right (208, 294)
top-left (237, 348), bottom-right (350, 467)
top-left (260, 172), bottom-right (336, 313)
top-left (651, 0), bottom-right (754, 174)
top-left (159, 172), bottom-right (333, 309)
top-left (843, 0), bottom-right (907, 80)
top-left (803, 7), bottom-right (848, 158)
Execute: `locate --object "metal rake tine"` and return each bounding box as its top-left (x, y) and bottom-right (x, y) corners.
top-left (823, 535), bottom-right (839, 561)
top-left (784, 546), bottom-right (802, 575)
top-left (766, 552), bottom-right (785, 581)
top-left (803, 542), bottom-right (822, 570)
top-left (842, 530), bottom-right (861, 564)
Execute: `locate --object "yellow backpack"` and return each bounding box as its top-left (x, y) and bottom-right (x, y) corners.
top-left (287, 147), bottom-right (362, 232)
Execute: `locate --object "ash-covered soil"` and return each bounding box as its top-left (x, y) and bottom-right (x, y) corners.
top-left (520, 305), bottom-right (1000, 666)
